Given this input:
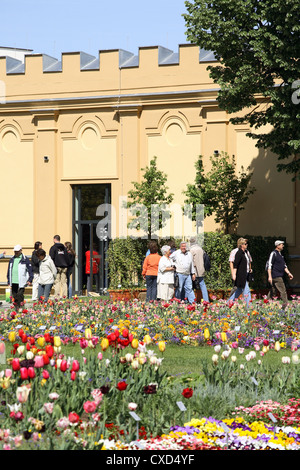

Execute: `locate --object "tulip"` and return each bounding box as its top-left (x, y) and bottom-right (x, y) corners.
top-left (26, 351), bottom-right (34, 360)
top-left (20, 368), bottom-right (28, 380)
top-left (212, 354), bottom-right (219, 365)
top-left (37, 337), bottom-right (45, 348)
top-left (214, 345), bottom-right (221, 353)
top-left (158, 341), bottom-right (166, 352)
top-left (204, 328), bottom-right (210, 340)
top-left (131, 359), bottom-right (139, 370)
top-left (221, 332), bottom-right (227, 342)
top-left (71, 360), bottom-right (80, 372)
top-left (60, 360), bottom-right (68, 372)
top-left (274, 341), bottom-right (281, 352)
top-left (97, 352), bottom-right (103, 360)
top-left (85, 328), bottom-right (92, 339)
top-left (101, 338), bottom-right (109, 351)
top-left (34, 356), bottom-right (44, 368)
top-left (69, 412), bottom-right (80, 423)
top-left (17, 345), bottom-right (25, 355)
top-left (70, 371), bottom-right (77, 381)
top-left (131, 338), bottom-right (139, 349)
top-left (0, 342), bottom-right (5, 354)
top-left (45, 345), bottom-right (54, 358)
top-left (12, 358), bottom-right (20, 371)
top-left (53, 336), bottom-right (61, 347)
top-left (17, 385), bottom-right (31, 403)
top-left (28, 367), bottom-right (35, 379)
top-left (128, 402), bottom-right (138, 411)
top-left (143, 334), bottom-right (152, 345)
top-left (8, 331), bottom-right (16, 343)
top-left (42, 370), bottom-right (50, 380)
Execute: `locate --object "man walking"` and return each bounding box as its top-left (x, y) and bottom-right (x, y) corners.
top-left (189, 237), bottom-right (209, 302)
top-left (49, 235), bottom-right (69, 298)
top-left (267, 240), bottom-right (293, 309)
top-left (170, 241), bottom-right (196, 304)
top-left (7, 245), bottom-right (33, 309)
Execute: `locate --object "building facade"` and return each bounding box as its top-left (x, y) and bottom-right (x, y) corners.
top-left (0, 44), bottom-right (298, 293)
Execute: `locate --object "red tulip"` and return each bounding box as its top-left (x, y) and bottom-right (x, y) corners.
top-left (71, 360), bottom-right (80, 372)
top-left (42, 370), bottom-right (50, 380)
top-left (117, 381), bottom-right (128, 391)
top-left (70, 371), bottom-right (76, 381)
top-left (68, 412), bottom-right (80, 423)
top-left (122, 328), bottom-right (129, 338)
top-left (20, 368), bottom-right (28, 380)
top-left (12, 358), bottom-right (20, 371)
top-left (28, 367), bottom-right (35, 379)
top-left (182, 387), bottom-right (193, 399)
top-left (60, 360), bottom-right (68, 372)
top-left (43, 354), bottom-right (50, 365)
top-left (45, 345), bottom-right (54, 357)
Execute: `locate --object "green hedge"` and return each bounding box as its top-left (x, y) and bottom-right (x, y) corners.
top-left (106, 234), bottom-right (290, 291)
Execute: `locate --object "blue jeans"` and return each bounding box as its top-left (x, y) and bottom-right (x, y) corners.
top-left (175, 273), bottom-right (195, 304)
top-left (145, 275), bottom-right (157, 301)
top-left (38, 284), bottom-right (53, 301)
top-left (196, 276), bottom-right (209, 302)
top-left (229, 281), bottom-right (251, 307)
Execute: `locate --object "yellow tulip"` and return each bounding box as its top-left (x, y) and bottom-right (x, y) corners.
top-left (221, 332), bottom-right (227, 343)
top-left (85, 328), bottom-right (92, 339)
top-left (204, 328), bottom-right (210, 340)
top-left (131, 338), bottom-right (139, 349)
top-left (274, 341), bottom-right (281, 352)
top-left (53, 336), bottom-right (61, 347)
top-left (8, 332), bottom-right (16, 343)
top-left (101, 338), bottom-right (109, 351)
top-left (143, 335), bottom-right (152, 345)
top-left (158, 341), bottom-right (166, 352)
top-left (37, 337), bottom-right (45, 348)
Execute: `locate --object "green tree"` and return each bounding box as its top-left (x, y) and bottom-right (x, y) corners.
top-left (184, 152), bottom-right (256, 233)
top-left (183, 0), bottom-right (300, 179)
top-left (126, 156), bottom-right (174, 240)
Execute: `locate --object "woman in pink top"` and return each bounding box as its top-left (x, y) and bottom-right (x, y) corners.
top-left (142, 241), bottom-right (161, 301)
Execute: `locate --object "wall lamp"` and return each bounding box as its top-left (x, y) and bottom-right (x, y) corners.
top-left (44, 156), bottom-right (49, 163)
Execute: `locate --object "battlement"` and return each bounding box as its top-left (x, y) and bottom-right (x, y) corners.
top-left (0, 44), bottom-right (216, 75)
top-left (0, 44), bottom-right (218, 103)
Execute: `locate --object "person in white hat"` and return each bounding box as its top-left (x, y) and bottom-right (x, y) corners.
top-left (7, 245), bottom-right (33, 309)
top-left (266, 240), bottom-right (293, 309)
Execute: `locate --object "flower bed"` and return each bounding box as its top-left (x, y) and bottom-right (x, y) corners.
top-left (0, 296), bottom-right (299, 450)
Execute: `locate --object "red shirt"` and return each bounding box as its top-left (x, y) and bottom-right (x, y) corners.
top-left (85, 250), bottom-right (100, 274)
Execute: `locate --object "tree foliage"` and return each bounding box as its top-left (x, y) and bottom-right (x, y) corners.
top-left (126, 156), bottom-right (174, 239)
top-left (184, 152), bottom-right (256, 233)
top-left (183, 0), bottom-right (300, 178)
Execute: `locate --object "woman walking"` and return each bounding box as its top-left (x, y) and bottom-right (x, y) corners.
top-left (142, 241), bottom-right (161, 301)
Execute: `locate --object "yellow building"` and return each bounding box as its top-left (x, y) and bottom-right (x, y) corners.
top-left (0, 44), bottom-right (298, 293)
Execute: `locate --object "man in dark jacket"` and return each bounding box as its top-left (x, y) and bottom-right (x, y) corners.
top-left (228, 238), bottom-right (251, 307)
top-left (49, 235), bottom-right (69, 298)
top-left (267, 240), bottom-right (293, 309)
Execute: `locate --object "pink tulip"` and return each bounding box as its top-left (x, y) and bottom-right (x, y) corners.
top-left (42, 370), bottom-right (50, 379)
top-left (5, 369), bottom-right (12, 378)
top-left (34, 355), bottom-right (44, 368)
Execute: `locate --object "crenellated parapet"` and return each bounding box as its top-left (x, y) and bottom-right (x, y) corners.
top-left (0, 44), bottom-right (216, 74)
top-left (0, 44), bottom-right (218, 103)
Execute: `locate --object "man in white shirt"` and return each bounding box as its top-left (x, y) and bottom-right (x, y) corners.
top-left (170, 241), bottom-right (196, 304)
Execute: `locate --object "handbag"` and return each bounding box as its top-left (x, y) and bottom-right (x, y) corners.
top-left (247, 272), bottom-right (254, 283)
top-left (174, 272), bottom-right (179, 288)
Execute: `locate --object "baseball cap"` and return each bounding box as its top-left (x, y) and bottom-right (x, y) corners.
top-left (275, 240), bottom-right (284, 246)
top-left (13, 244), bottom-right (22, 251)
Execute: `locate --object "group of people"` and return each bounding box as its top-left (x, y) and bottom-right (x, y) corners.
top-left (142, 237), bottom-right (293, 309)
top-left (2, 236), bottom-right (102, 309)
top-left (142, 238), bottom-right (209, 304)
top-left (2, 235), bottom-right (76, 309)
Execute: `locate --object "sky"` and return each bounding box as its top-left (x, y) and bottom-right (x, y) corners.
top-left (1, 0), bottom-right (190, 59)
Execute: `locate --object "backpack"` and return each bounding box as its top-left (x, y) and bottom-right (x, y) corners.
top-left (203, 251), bottom-right (211, 272)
